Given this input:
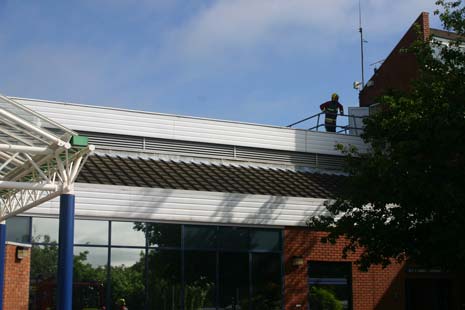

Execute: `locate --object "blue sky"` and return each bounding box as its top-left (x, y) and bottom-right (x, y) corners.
top-left (0, 0), bottom-right (441, 127)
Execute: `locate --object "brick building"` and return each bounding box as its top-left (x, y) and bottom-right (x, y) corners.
top-left (359, 12), bottom-right (462, 107)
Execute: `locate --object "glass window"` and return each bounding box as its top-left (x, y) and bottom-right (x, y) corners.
top-left (111, 248), bottom-right (145, 267)
top-left (6, 216), bottom-right (31, 243)
top-left (30, 244), bottom-right (59, 281)
top-left (218, 226), bottom-right (248, 251)
top-left (28, 222), bottom-right (284, 310)
top-left (74, 220), bottom-right (109, 245)
top-left (111, 221), bottom-right (146, 247)
top-left (147, 250), bottom-right (181, 310)
top-left (30, 244), bottom-right (59, 310)
top-left (144, 222), bottom-right (181, 248)
top-left (30, 244), bottom-right (108, 310)
top-left (185, 251), bottom-right (216, 309)
top-left (111, 248), bottom-right (146, 310)
top-left (73, 246), bottom-right (108, 271)
top-left (308, 261), bottom-right (352, 310)
top-left (219, 252), bottom-right (249, 309)
top-left (250, 229), bottom-right (281, 251)
top-left (252, 253), bottom-right (282, 310)
top-left (32, 217), bottom-right (59, 244)
top-left (73, 280), bottom-right (106, 310)
top-left (73, 246), bottom-right (108, 310)
top-left (184, 225), bottom-right (217, 249)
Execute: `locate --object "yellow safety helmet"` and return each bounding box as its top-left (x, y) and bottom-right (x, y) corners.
top-left (331, 93), bottom-right (339, 101)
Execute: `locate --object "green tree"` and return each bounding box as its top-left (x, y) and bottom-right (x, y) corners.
top-left (73, 250), bottom-right (106, 283)
top-left (309, 1), bottom-right (465, 271)
top-left (30, 236), bottom-right (58, 281)
top-left (110, 255), bottom-right (145, 310)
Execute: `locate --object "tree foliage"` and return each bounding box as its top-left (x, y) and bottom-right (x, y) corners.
top-left (309, 1), bottom-right (465, 271)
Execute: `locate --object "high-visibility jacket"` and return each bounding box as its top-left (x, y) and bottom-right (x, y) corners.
top-left (320, 100), bottom-right (344, 124)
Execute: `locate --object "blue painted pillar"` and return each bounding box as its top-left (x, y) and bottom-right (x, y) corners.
top-left (57, 194), bottom-right (75, 310)
top-left (0, 222), bottom-right (5, 310)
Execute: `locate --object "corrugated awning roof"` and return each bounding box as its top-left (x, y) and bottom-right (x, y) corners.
top-left (0, 94), bottom-right (76, 180)
top-left (77, 154), bottom-right (345, 198)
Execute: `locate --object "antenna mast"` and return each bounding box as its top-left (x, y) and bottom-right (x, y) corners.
top-left (358, 0), bottom-right (365, 88)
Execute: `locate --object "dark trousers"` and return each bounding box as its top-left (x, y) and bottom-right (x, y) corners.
top-left (324, 121), bottom-right (336, 132)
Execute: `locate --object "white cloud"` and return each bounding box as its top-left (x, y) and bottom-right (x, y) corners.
top-left (159, 0), bottom-right (438, 64)
top-left (168, 0), bottom-right (352, 60)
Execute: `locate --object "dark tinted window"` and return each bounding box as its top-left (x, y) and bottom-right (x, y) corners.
top-left (147, 250), bottom-right (181, 310)
top-left (219, 252), bottom-right (249, 308)
top-left (218, 226), bottom-right (248, 251)
top-left (144, 223), bottom-right (181, 248)
top-left (6, 216), bottom-right (31, 243)
top-left (184, 225), bottom-right (216, 249)
top-left (252, 253), bottom-right (282, 310)
top-left (250, 229), bottom-right (281, 251)
top-left (185, 251), bottom-right (216, 308)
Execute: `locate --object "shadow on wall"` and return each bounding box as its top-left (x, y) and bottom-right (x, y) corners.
top-left (372, 264), bottom-right (405, 310)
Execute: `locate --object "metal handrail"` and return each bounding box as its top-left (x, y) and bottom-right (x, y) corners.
top-left (287, 111), bottom-right (325, 128)
top-left (287, 112), bottom-right (367, 136)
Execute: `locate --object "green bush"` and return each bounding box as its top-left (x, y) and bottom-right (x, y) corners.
top-left (309, 286), bottom-right (343, 310)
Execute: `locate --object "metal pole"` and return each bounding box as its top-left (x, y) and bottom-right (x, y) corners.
top-left (57, 194), bottom-right (75, 310)
top-left (0, 221), bottom-right (5, 310)
top-left (359, 0), bottom-right (365, 87)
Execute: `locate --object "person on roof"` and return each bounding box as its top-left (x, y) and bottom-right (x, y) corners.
top-left (320, 93), bottom-right (344, 133)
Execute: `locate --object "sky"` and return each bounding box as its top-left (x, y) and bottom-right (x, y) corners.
top-left (0, 0), bottom-right (442, 127)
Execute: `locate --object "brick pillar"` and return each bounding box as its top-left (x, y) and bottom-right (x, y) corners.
top-left (3, 243), bottom-right (31, 310)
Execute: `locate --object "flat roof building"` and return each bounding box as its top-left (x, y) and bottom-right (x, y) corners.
top-left (3, 56), bottom-right (463, 310)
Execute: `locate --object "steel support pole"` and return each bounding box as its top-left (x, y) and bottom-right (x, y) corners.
top-left (0, 222), bottom-right (5, 310)
top-left (57, 194), bottom-right (75, 310)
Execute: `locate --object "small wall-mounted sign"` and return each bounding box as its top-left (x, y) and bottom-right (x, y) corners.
top-left (292, 256), bottom-right (304, 266)
top-left (16, 247), bottom-right (28, 260)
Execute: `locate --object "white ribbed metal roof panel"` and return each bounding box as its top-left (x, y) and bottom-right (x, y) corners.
top-left (25, 183), bottom-right (328, 227)
top-left (15, 97), bottom-right (367, 156)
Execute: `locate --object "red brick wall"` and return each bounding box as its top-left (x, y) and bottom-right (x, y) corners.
top-left (359, 12), bottom-right (430, 107)
top-left (3, 244), bottom-right (31, 310)
top-left (284, 228), bottom-right (405, 310)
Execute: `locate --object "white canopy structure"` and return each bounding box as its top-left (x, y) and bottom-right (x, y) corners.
top-left (0, 93), bottom-right (94, 220)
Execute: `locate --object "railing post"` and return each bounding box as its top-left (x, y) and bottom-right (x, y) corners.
top-left (57, 194), bottom-right (75, 310)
